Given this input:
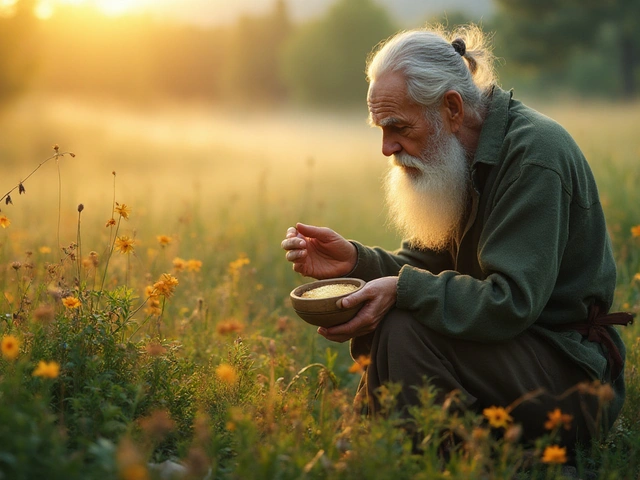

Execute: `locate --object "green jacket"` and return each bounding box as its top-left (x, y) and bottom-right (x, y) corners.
top-left (349, 87), bottom-right (625, 411)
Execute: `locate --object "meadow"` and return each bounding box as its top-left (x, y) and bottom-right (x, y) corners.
top-left (0, 93), bottom-right (639, 479)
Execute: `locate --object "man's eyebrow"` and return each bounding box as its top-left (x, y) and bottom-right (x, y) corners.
top-left (367, 116), bottom-right (402, 128)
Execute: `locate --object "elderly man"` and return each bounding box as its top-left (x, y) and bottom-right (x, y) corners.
top-left (281, 25), bottom-right (632, 456)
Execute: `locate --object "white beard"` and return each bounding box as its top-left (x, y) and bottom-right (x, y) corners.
top-left (384, 127), bottom-right (470, 252)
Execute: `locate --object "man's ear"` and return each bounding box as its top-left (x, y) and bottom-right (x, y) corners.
top-left (441, 90), bottom-right (464, 133)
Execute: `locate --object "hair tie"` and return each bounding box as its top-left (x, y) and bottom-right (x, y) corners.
top-left (451, 38), bottom-right (466, 56)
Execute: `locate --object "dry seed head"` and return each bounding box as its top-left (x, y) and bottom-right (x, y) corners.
top-left (77, 204), bottom-right (84, 212)
top-left (5, 195), bottom-right (12, 205)
top-left (11, 261), bottom-right (21, 270)
top-left (18, 183), bottom-right (25, 194)
top-left (53, 144), bottom-right (59, 152)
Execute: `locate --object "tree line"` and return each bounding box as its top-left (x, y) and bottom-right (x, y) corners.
top-left (0, 0), bottom-right (638, 108)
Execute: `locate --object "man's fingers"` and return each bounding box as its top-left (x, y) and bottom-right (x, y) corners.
top-left (296, 223), bottom-right (337, 242)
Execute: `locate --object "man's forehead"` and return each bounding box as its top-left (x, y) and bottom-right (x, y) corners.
top-left (367, 73), bottom-right (412, 126)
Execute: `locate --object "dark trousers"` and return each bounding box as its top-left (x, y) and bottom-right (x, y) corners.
top-left (351, 308), bottom-right (613, 454)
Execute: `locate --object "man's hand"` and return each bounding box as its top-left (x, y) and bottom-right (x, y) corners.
top-left (281, 223), bottom-right (357, 279)
top-left (318, 276), bottom-right (398, 343)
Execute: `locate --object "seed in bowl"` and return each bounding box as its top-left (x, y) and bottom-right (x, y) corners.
top-left (301, 283), bottom-right (358, 299)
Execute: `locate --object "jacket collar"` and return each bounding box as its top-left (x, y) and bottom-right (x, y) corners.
top-left (472, 86), bottom-right (512, 168)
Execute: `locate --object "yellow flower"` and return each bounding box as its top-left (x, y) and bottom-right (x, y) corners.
top-left (186, 259), bottom-right (202, 272)
top-left (1, 335), bottom-right (20, 360)
top-left (483, 406), bottom-right (513, 429)
top-left (541, 445), bottom-right (567, 464)
top-left (216, 363), bottom-right (237, 385)
top-left (172, 257), bottom-right (186, 271)
top-left (62, 296), bottom-right (82, 309)
top-left (631, 225), bottom-right (640, 238)
top-left (115, 202), bottom-right (131, 219)
top-left (0, 215), bottom-right (10, 228)
top-left (33, 360), bottom-right (60, 379)
top-left (153, 273), bottom-right (179, 298)
top-left (544, 408), bottom-right (573, 431)
top-left (633, 273), bottom-right (640, 282)
top-left (156, 235), bottom-right (172, 247)
top-left (39, 246), bottom-right (52, 254)
top-left (105, 218), bottom-right (117, 227)
top-left (115, 235), bottom-right (135, 254)
top-left (228, 256), bottom-right (250, 274)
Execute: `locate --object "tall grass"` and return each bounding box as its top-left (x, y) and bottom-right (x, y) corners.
top-left (0, 95), bottom-right (639, 479)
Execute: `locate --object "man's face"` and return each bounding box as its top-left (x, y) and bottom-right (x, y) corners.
top-left (368, 72), bottom-right (471, 251)
top-left (367, 72), bottom-right (441, 162)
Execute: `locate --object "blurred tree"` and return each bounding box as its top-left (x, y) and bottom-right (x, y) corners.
top-left (281, 0), bottom-right (396, 107)
top-left (0, 0), bottom-right (40, 105)
top-left (223, 0), bottom-right (292, 104)
top-left (494, 0), bottom-right (640, 97)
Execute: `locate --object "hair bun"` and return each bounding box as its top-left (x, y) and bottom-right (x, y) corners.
top-left (451, 38), bottom-right (466, 56)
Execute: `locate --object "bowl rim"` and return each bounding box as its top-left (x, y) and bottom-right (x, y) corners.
top-left (290, 277), bottom-right (366, 301)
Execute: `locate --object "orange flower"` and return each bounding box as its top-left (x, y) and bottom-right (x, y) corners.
top-left (115, 202), bottom-right (131, 219)
top-left (348, 355), bottom-right (371, 374)
top-left (172, 257), bottom-right (186, 271)
top-left (0, 215), bottom-right (11, 228)
top-left (216, 318), bottom-right (244, 335)
top-left (115, 235), bottom-right (135, 254)
top-left (153, 273), bottom-right (179, 298)
top-left (483, 406), bottom-right (513, 429)
top-left (62, 296), bottom-right (82, 309)
top-left (216, 363), bottom-right (237, 385)
top-left (33, 360), bottom-right (60, 379)
top-left (544, 408), bottom-right (573, 431)
top-left (541, 445), bottom-right (567, 464)
top-left (1, 335), bottom-right (19, 360)
top-left (186, 259), bottom-right (202, 272)
top-left (631, 225), bottom-right (640, 238)
top-left (105, 218), bottom-right (117, 227)
top-left (156, 235), bottom-right (172, 247)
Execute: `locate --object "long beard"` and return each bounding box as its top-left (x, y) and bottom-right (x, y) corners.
top-left (384, 129), bottom-right (470, 252)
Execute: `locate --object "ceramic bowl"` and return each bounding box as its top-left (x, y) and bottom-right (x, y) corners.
top-left (289, 278), bottom-right (366, 328)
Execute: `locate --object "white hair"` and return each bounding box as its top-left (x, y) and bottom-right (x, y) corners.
top-left (367, 25), bottom-right (497, 120)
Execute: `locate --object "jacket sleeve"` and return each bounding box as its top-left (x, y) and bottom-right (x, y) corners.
top-left (396, 164), bottom-right (570, 342)
top-left (346, 240), bottom-right (454, 282)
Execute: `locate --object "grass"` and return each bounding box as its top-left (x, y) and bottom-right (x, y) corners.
top-left (0, 94), bottom-right (639, 479)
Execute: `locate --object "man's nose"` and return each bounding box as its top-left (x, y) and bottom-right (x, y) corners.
top-left (382, 135), bottom-right (401, 157)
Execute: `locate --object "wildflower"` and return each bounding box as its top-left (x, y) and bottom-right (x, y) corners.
top-left (632, 225), bottom-right (640, 238)
top-left (153, 273), bottom-right (179, 298)
top-left (4, 291), bottom-right (13, 304)
top-left (33, 360), bottom-right (60, 378)
top-left (544, 408), bottom-right (573, 431)
top-left (276, 316), bottom-right (289, 332)
top-left (156, 235), bottom-right (172, 247)
top-left (228, 256), bottom-right (250, 275)
top-left (483, 406), bottom-right (513, 429)
top-left (471, 427), bottom-right (490, 442)
top-left (115, 235), bottom-right (135, 254)
top-left (0, 215), bottom-right (10, 228)
top-left (541, 445), bottom-right (567, 464)
top-left (215, 318), bottom-right (244, 335)
top-left (348, 355), bottom-right (371, 374)
top-left (115, 202), bottom-right (131, 219)
top-left (1, 335), bottom-right (20, 360)
top-left (186, 259), bottom-right (202, 272)
top-left (139, 410), bottom-right (175, 440)
top-left (39, 246), bottom-right (51, 254)
top-left (172, 257), bottom-right (186, 271)
top-left (105, 218), bottom-right (116, 227)
top-left (33, 304), bottom-right (55, 323)
top-left (62, 296), bottom-right (82, 309)
top-left (145, 342), bottom-right (166, 356)
top-left (117, 437), bottom-right (148, 480)
top-left (504, 424), bottom-right (523, 443)
top-left (633, 273), bottom-right (640, 282)
top-left (11, 261), bottom-right (21, 270)
top-left (215, 363), bottom-right (237, 385)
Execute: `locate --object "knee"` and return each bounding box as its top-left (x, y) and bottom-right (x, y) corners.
top-left (375, 308), bottom-right (416, 347)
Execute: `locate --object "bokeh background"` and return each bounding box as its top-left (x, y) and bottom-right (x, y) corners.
top-left (0, 0), bottom-right (639, 261)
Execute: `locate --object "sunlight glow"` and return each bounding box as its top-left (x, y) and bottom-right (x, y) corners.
top-left (34, 1), bottom-right (54, 19)
top-left (94, 0), bottom-right (140, 16)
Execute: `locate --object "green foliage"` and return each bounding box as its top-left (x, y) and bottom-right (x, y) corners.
top-left (278, 0), bottom-right (397, 106)
top-left (493, 0), bottom-right (640, 97)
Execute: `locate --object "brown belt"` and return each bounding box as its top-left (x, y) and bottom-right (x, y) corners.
top-left (548, 304), bottom-right (634, 380)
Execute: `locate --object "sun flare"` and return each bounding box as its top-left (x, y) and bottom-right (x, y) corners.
top-left (32, 0), bottom-right (152, 19)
